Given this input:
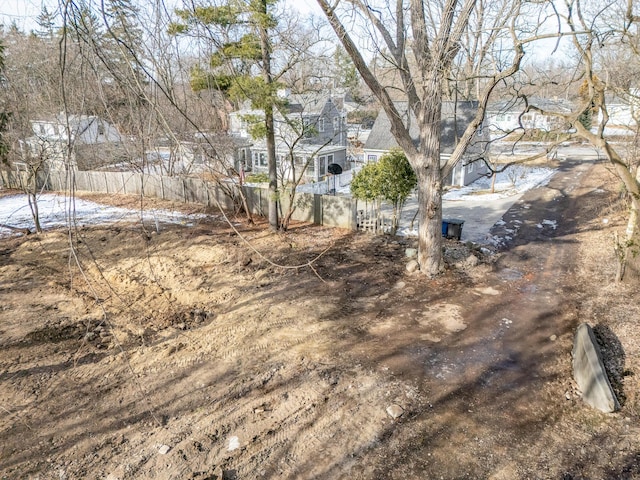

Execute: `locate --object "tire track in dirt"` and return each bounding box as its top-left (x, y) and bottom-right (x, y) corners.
top-left (346, 159), bottom-right (598, 478)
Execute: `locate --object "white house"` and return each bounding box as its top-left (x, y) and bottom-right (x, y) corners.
top-left (25, 114), bottom-right (124, 170)
top-left (485, 98), bottom-right (573, 137)
top-left (598, 92), bottom-right (640, 134)
top-left (138, 133), bottom-right (253, 177)
top-left (363, 101), bottom-right (490, 187)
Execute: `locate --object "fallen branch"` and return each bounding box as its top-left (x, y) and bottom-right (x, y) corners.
top-left (0, 223), bottom-right (32, 235)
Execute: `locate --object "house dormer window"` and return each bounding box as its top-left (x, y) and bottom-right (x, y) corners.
top-left (318, 117), bottom-right (325, 133)
top-left (97, 123), bottom-right (105, 136)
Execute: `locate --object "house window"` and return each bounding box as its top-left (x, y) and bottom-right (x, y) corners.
top-left (318, 118), bottom-right (325, 133)
top-left (97, 123), bottom-right (105, 136)
top-left (254, 152), bottom-right (266, 168)
top-left (367, 154), bottom-right (377, 162)
top-left (319, 156), bottom-right (326, 176)
top-left (39, 124), bottom-right (45, 135)
top-left (295, 155), bottom-right (305, 166)
top-left (327, 154), bottom-right (334, 167)
top-left (333, 116), bottom-right (340, 131)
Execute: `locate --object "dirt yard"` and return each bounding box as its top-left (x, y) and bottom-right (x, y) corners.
top-left (1, 159), bottom-right (640, 479)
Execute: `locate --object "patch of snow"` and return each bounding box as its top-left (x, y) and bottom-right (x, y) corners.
top-left (443, 166), bottom-right (555, 201)
top-left (540, 219), bottom-right (558, 230)
top-left (0, 193), bottom-right (206, 237)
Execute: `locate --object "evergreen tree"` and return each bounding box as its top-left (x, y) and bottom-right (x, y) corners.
top-left (65, 2), bottom-right (103, 56)
top-left (35, 6), bottom-right (57, 40)
top-left (351, 149), bottom-right (417, 234)
top-left (333, 47), bottom-right (360, 100)
top-left (171, 0), bottom-right (282, 230)
top-left (102, 0), bottom-right (147, 86)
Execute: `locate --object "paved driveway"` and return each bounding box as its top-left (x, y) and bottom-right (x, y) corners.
top-left (398, 193), bottom-right (524, 244)
top-left (397, 148), bottom-right (602, 244)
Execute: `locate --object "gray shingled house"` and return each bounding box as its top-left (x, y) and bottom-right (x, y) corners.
top-left (229, 91), bottom-right (348, 183)
top-left (363, 101), bottom-right (489, 186)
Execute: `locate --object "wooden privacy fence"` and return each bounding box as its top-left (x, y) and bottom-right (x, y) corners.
top-left (0, 169), bottom-right (358, 230)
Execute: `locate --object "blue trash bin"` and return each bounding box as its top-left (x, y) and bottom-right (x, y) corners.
top-left (442, 218), bottom-right (464, 240)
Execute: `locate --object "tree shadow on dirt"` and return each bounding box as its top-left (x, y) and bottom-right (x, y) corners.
top-left (2, 160), bottom-right (637, 479)
top-left (490, 159), bottom-right (619, 252)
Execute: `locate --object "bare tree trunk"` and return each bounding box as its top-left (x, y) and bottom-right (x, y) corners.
top-left (27, 191), bottom-right (42, 233)
top-left (618, 198), bottom-right (640, 282)
top-left (415, 159), bottom-right (443, 275)
top-left (258, 0), bottom-right (278, 231)
top-left (413, 84), bottom-right (445, 276)
top-left (265, 106), bottom-right (278, 231)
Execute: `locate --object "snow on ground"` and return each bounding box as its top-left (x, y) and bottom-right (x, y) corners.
top-left (393, 166), bottom-right (556, 241)
top-left (443, 166), bottom-right (555, 201)
top-left (0, 165), bottom-right (555, 241)
top-left (0, 193), bottom-right (206, 238)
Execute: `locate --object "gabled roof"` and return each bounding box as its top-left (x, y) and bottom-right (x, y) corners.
top-left (364, 101), bottom-right (478, 154)
top-left (283, 92), bottom-right (335, 116)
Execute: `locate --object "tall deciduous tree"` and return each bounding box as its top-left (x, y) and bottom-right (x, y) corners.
top-left (317, 0), bottom-right (530, 276)
top-left (557, 0), bottom-right (640, 280)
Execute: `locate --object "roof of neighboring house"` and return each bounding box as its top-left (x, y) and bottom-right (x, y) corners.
top-left (487, 97), bottom-right (574, 114)
top-left (364, 101), bottom-right (478, 154)
top-left (234, 91), bottom-right (345, 119)
top-left (282, 92), bottom-right (336, 116)
top-left (194, 132), bottom-right (253, 147)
